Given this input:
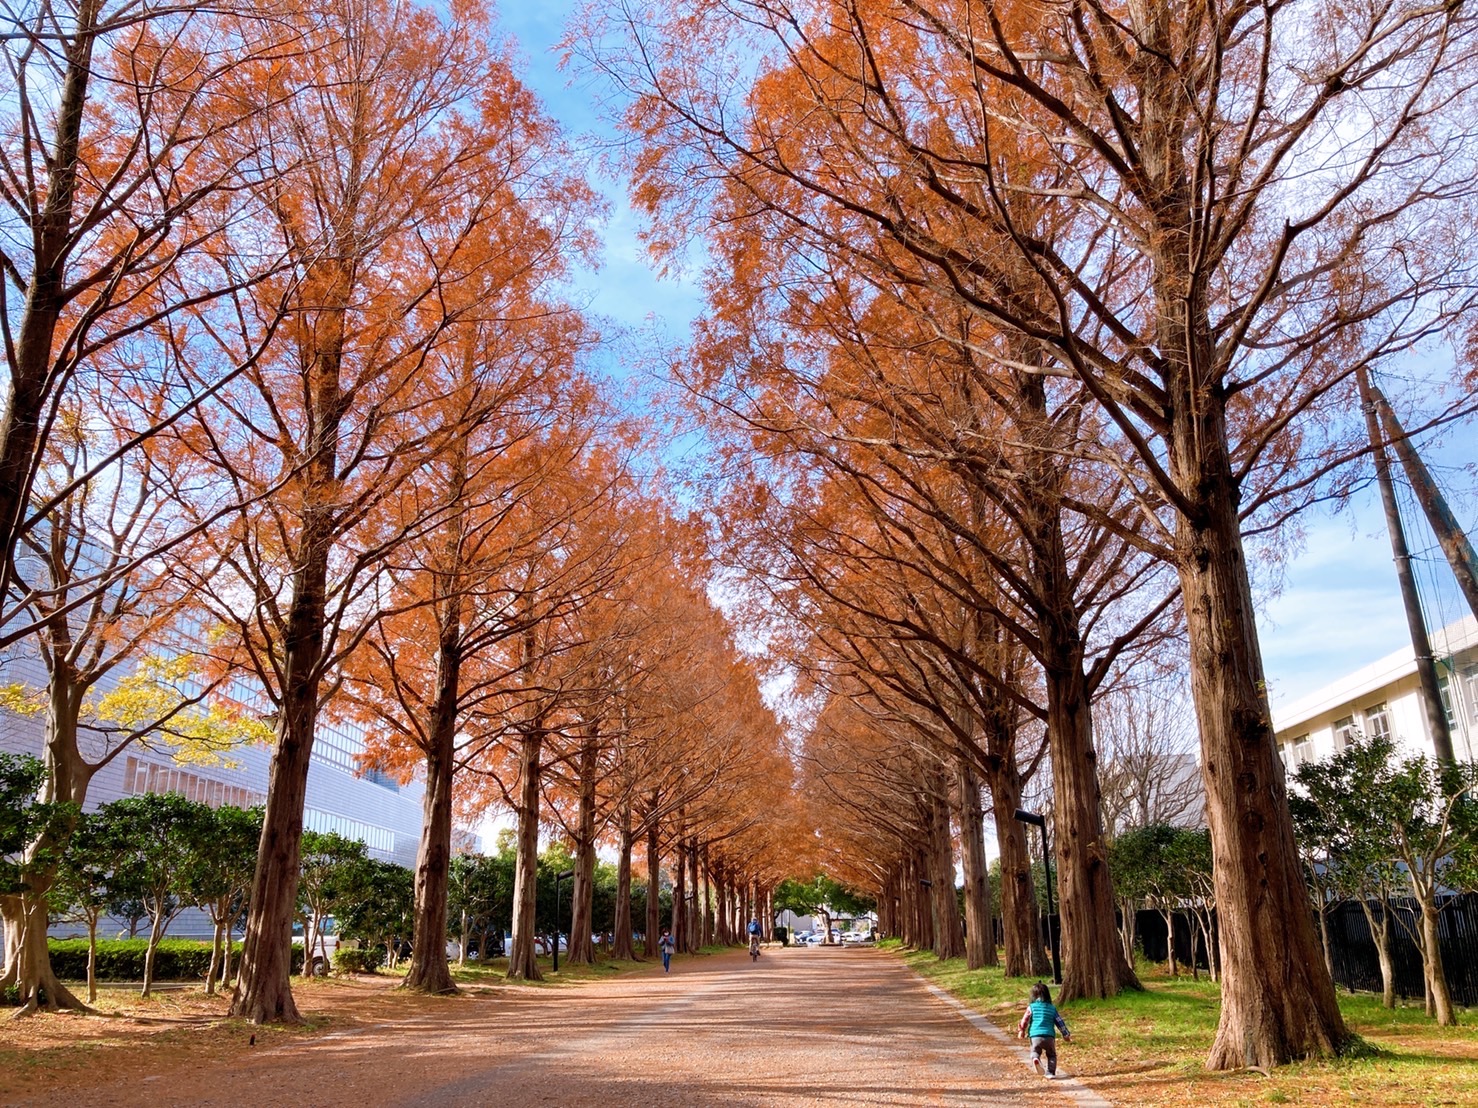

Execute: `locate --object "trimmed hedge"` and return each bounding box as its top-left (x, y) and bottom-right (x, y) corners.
top-left (45, 938), bottom-right (305, 981)
top-left (331, 946), bottom-right (384, 974)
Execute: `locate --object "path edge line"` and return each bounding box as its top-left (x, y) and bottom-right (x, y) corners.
top-left (914, 977), bottom-right (1114, 1108)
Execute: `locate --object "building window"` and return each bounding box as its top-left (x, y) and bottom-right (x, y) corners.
top-left (1333, 716), bottom-right (1356, 750)
top-left (1439, 675), bottom-right (1457, 729)
top-left (1289, 734), bottom-right (1312, 765)
top-left (122, 755), bottom-right (264, 809)
top-left (1365, 704), bottom-right (1391, 741)
top-left (304, 808), bottom-right (395, 856)
top-left (1465, 670), bottom-right (1478, 725)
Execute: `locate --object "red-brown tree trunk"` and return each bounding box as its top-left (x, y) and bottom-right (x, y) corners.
top-left (1173, 413), bottom-right (1346, 1065)
top-left (613, 801), bottom-right (636, 960)
top-left (672, 827), bottom-right (689, 954)
top-left (568, 728), bottom-right (599, 965)
top-left (1043, 656), bottom-right (1140, 999)
top-left (403, 633), bottom-right (460, 994)
top-left (956, 758), bottom-right (996, 969)
top-left (985, 746), bottom-right (1049, 978)
top-left (926, 771), bottom-right (965, 960)
top-left (687, 836), bottom-right (702, 950)
top-left (643, 805), bottom-right (661, 958)
top-left (505, 725), bottom-right (544, 981)
top-left (230, 621), bottom-right (326, 1022)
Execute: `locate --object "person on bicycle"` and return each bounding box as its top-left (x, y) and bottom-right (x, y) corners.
top-left (747, 917), bottom-right (762, 956)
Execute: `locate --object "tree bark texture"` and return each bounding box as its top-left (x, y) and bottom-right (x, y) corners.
top-left (687, 836), bottom-right (701, 950)
top-left (1043, 658), bottom-right (1140, 999)
top-left (672, 830), bottom-right (688, 954)
top-left (568, 730), bottom-right (599, 965)
top-left (505, 726), bottom-right (544, 982)
top-left (1172, 411), bottom-right (1347, 1064)
top-left (403, 638), bottom-right (460, 994)
top-left (926, 772), bottom-right (965, 960)
top-left (644, 808), bottom-right (661, 959)
top-left (613, 802), bottom-right (636, 959)
top-left (956, 758), bottom-right (996, 969)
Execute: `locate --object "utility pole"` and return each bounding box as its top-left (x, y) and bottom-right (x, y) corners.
top-left (1367, 379), bottom-right (1478, 624)
top-left (1357, 367), bottom-right (1455, 763)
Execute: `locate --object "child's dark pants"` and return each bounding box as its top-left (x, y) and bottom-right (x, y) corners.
top-left (1030, 1036), bottom-right (1057, 1075)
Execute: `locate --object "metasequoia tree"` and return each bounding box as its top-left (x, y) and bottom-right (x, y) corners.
top-left (338, 120), bottom-right (600, 994)
top-left (0, 0), bottom-right (290, 635)
top-left (174, 0), bottom-right (563, 1024)
top-left (350, 404), bottom-right (603, 991)
top-left (696, 306), bottom-right (1171, 992)
top-left (450, 454), bottom-right (645, 982)
top-left (596, 0), bottom-right (1478, 1064)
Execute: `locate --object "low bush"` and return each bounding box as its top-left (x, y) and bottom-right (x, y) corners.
top-left (331, 946), bottom-right (383, 975)
top-left (45, 938), bottom-right (297, 981)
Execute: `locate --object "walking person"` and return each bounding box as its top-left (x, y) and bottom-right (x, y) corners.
top-left (1016, 982), bottom-right (1072, 1079)
top-left (659, 928), bottom-right (674, 973)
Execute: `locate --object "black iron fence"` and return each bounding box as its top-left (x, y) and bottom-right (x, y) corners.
top-left (1322, 893), bottom-right (1478, 1007)
top-left (1114, 894), bottom-right (1478, 1007)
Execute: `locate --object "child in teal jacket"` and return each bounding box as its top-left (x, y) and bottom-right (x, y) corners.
top-left (1016, 982), bottom-right (1071, 1078)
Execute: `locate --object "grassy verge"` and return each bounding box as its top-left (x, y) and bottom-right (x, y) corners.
top-left (895, 945), bottom-right (1478, 1106)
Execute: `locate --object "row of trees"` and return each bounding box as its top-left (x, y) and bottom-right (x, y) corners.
top-left (575, 0), bottom-right (1478, 1070)
top-left (0, 0), bottom-right (806, 1023)
top-left (1292, 736), bottom-right (1478, 1025)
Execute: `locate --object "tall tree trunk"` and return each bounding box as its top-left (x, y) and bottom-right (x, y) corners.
top-left (1173, 417), bottom-right (1347, 1065)
top-left (1, 679), bottom-right (89, 1012)
top-left (231, 387), bottom-right (341, 1022)
top-left (568, 729), bottom-right (599, 965)
top-left (1011, 366), bottom-right (1134, 1000)
top-left (141, 907), bottom-right (168, 998)
top-left (956, 758), bottom-right (995, 968)
top-left (1041, 648), bottom-right (1139, 999)
top-left (403, 637), bottom-right (460, 994)
top-left (643, 806), bottom-right (661, 959)
top-left (86, 913), bottom-right (99, 1003)
top-left (672, 827), bottom-right (688, 954)
top-left (613, 801), bottom-right (635, 959)
top-left (1357, 899), bottom-right (1395, 1010)
top-left (987, 762), bottom-right (1049, 977)
top-left (926, 773), bottom-right (965, 960)
top-left (687, 836), bottom-right (701, 950)
top-left (506, 725), bottom-right (544, 982)
top-left (230, 635), bottom-right (323, 1022)
top-left (0, 0), bottom-right (100, 596)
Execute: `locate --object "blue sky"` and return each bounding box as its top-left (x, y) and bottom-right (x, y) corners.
top-left (496, 0), bottom-right (1476, 711)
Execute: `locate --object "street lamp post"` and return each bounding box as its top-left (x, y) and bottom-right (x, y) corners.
top-left (1014, 808), bottom-right (1061, 985)
top-left (553, 870), bottom-right (574, 973)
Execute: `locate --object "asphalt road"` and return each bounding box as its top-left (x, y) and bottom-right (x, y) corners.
top-left (62, 947), bottom-right (1095, 1107)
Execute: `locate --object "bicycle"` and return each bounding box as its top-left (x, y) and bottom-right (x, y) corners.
top-left (749, 934), bottom-right (761, 960)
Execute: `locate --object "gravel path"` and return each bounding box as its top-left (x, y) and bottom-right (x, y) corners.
top-left (53, 947), bottom-right (1093, 1107)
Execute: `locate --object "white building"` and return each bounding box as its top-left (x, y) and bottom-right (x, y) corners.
top-left (1272, 614), bottom-right (1478, 768)
top-left (0, 635), bottom-right (455, 938)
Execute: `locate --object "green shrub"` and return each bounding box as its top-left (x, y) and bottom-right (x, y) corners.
top-left (45, 938), bottom-right (286, 981)
top-left (331, 946), bottom-right (380, 975)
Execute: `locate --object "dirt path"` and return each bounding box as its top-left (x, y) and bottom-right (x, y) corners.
top-left (7, 947), bottom-right (1094, 1107)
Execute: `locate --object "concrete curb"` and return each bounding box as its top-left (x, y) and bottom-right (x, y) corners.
top-left (919, 980), bottom-right (1114, 1108)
